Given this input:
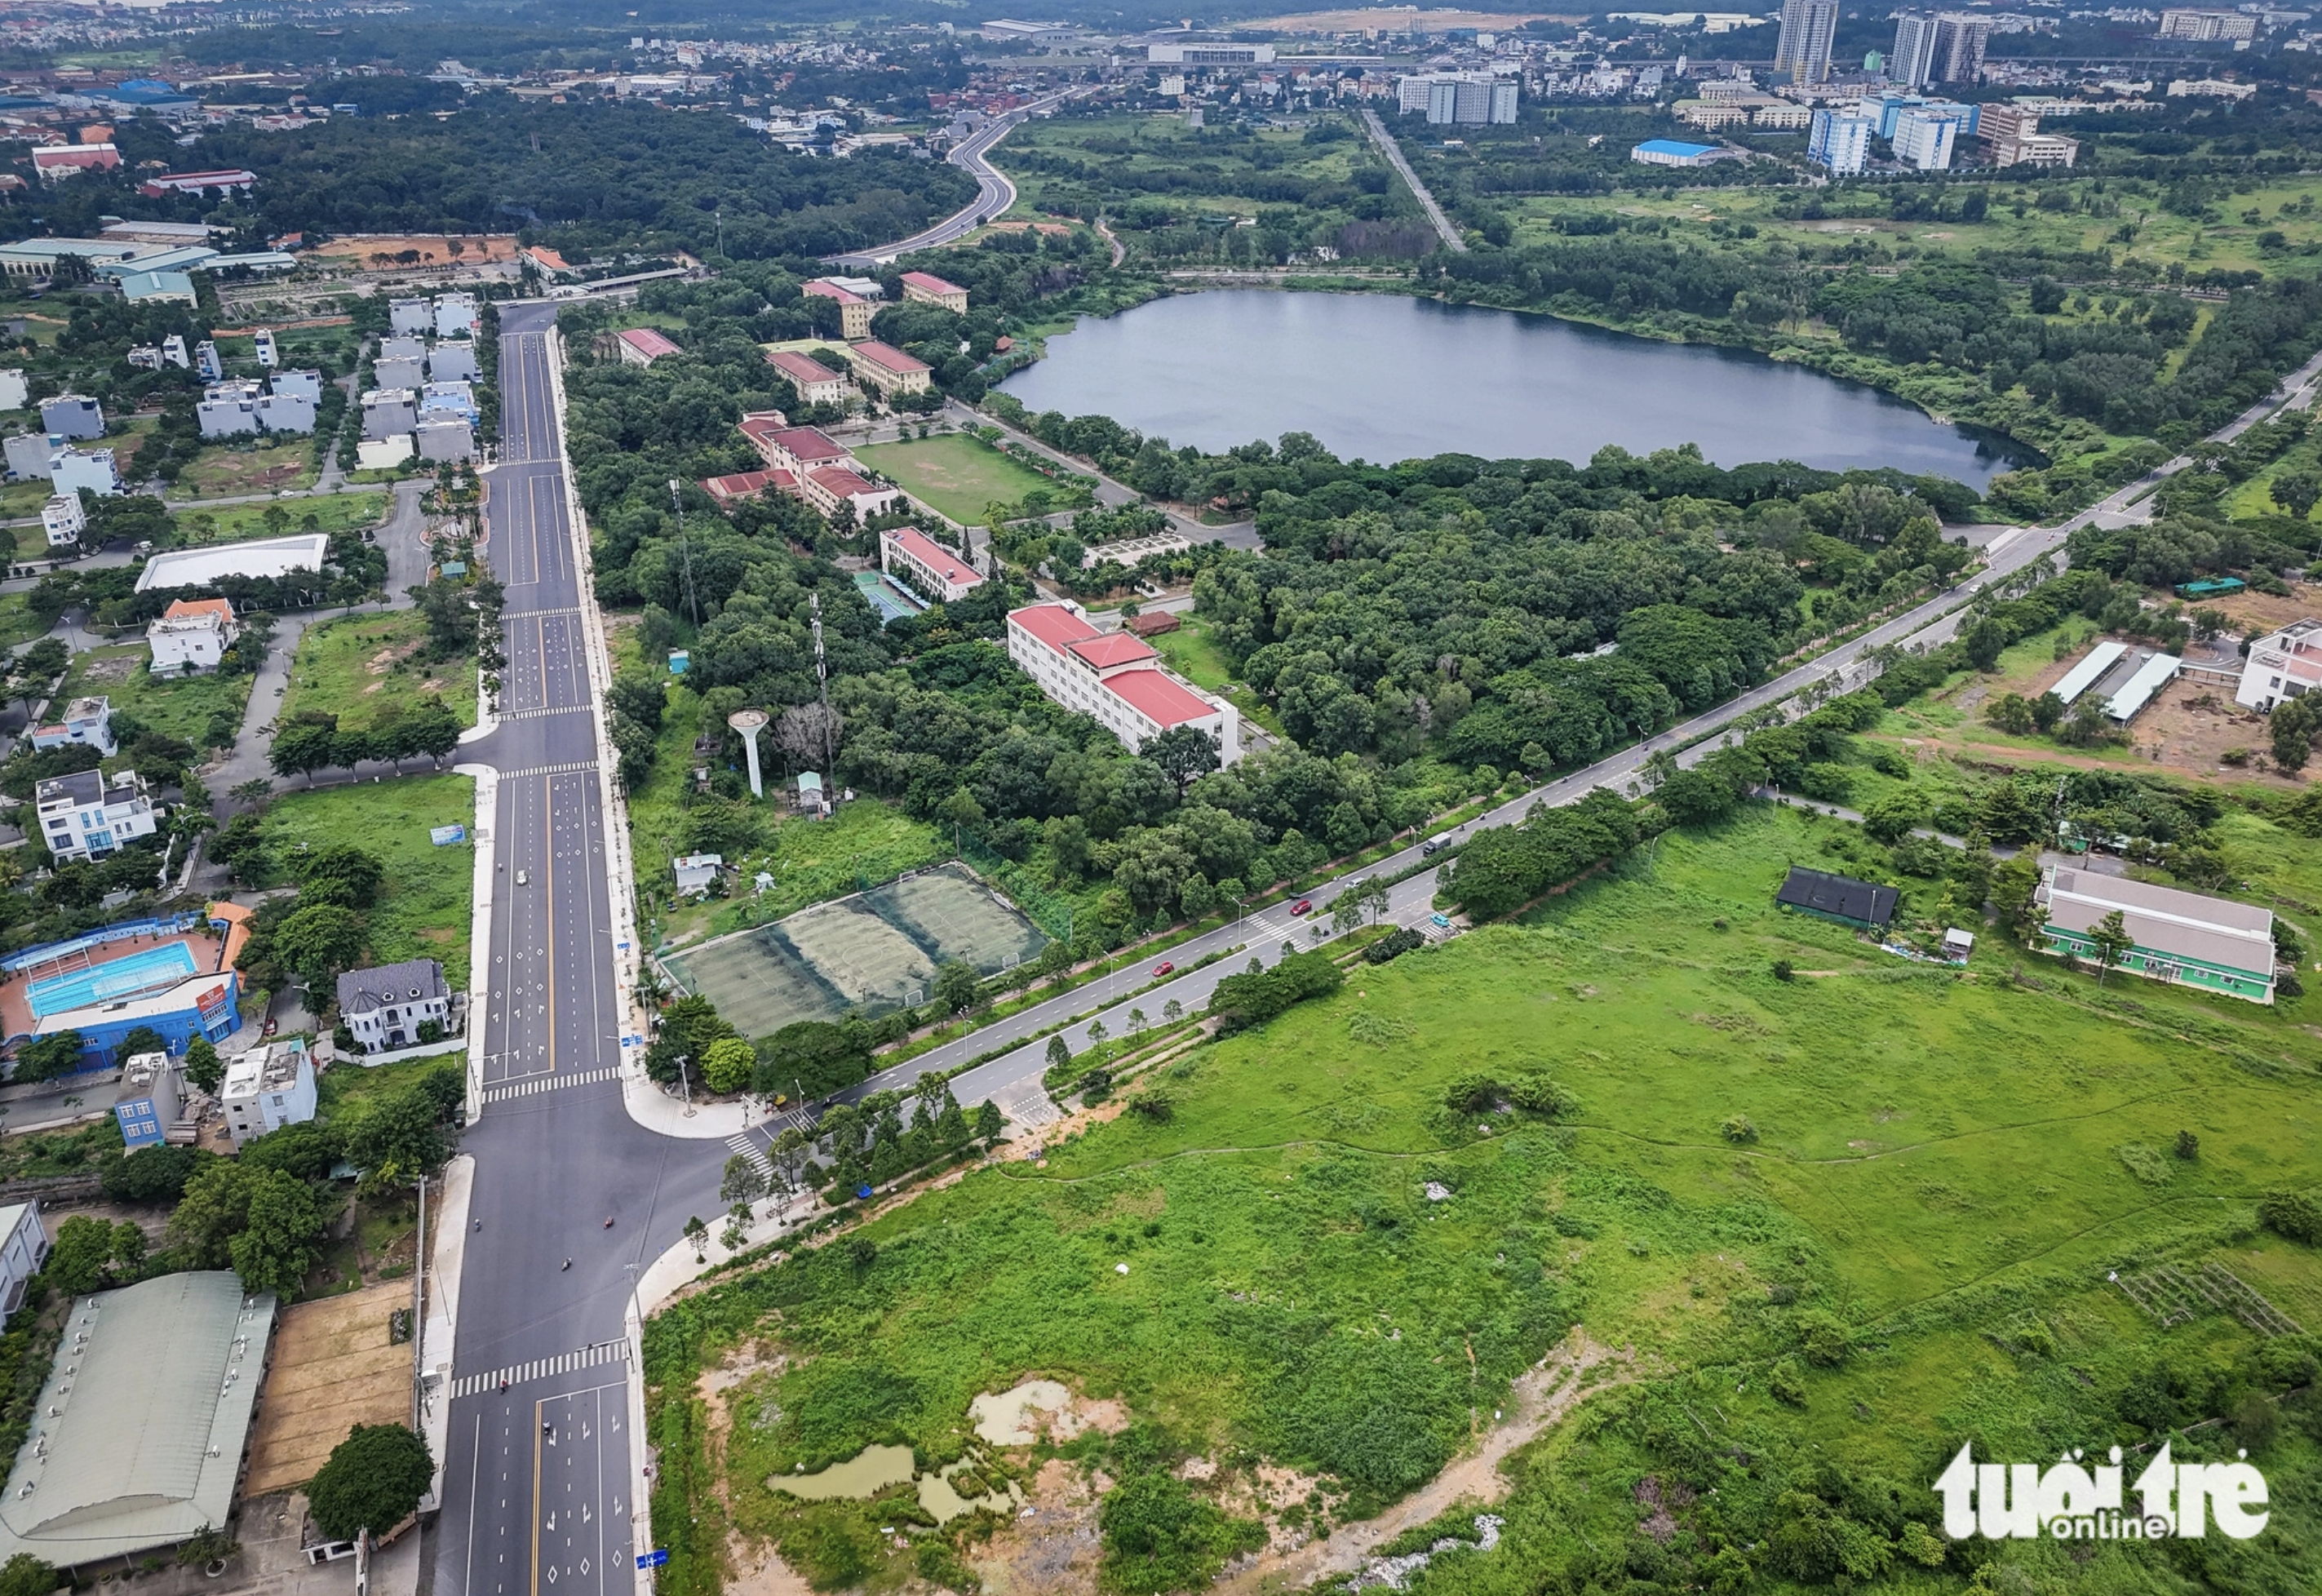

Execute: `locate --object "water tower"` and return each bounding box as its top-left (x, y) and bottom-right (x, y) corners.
top-left (729, 707), bottom-right (771, 800)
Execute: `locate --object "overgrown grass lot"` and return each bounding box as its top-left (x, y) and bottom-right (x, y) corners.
top-left (254, 775), bottom-right (475, 986)
top-left (644, 804), bottom-right (2322, 1596)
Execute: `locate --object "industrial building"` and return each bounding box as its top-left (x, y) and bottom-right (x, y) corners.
top-left (0, 1274), bottom-right (276, 1570)
top-left (2036, 866), bottom-right (2277, 1004)
top-left (881, 525), bottom-right (984, 604)
top-left (1775, 866), bottom-right (1898, 932)
top-left (1632, 138), bottom-right (1724, 166)
top-left (336, 959), bottom-right (453, 1054)
top-left (134, 531), bottom-right (329, 593)
top-left (1007, 601), bottom-right (1239, 762)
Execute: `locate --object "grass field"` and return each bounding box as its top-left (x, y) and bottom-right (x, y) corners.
top-left (0, 592), bottom-right (43, 649)
top-left (255, 775), bottom-right (476, 986)
top-left (55, 644), bottom-right (252, 752)
top-left (175, 490), bottom-right (388, 545)
top-left (1150, 614), bottom-right (1285, 737)
top-left (853, 434), bottom-right (1057, 527)
top-left (279, 610), bottom-right (477, 732)
top-left (651, 794), bottom-right (951, 949)
top-left (644, 802), bottom-right (2322, 1596)
top-left (166, 440), bottom-right (318, 500)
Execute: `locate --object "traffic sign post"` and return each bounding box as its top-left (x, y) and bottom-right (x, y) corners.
top-left (637, 1549), bottom-right (670, 1569)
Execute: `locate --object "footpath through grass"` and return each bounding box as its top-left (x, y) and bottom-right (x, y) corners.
top-left (279, 610), bottom-right (478, 731)
top-left (255, 775), bottom-right (476, 986)
top-left (643, 802), bottom-right (2322, 1596)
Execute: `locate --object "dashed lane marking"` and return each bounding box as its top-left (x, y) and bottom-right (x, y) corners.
top-left (452, 1341), bottom-right (627, 1399)
top-left (481, 1067), bottom-right (621, 1103)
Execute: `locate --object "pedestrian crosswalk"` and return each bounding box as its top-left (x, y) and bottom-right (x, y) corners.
top-left (496, 759), bottom-right (600, 780)
top-left (725, 1131), bottom-right (774, 1185)
top-left (481, 1066), bottom-right (621, 1103)
top-left (999, 1088), bottom-right (1061, 1129)
top-left (452, 1340), bottom-right (627, 1399)
top-left (499, 705), bottom-right (594, 722)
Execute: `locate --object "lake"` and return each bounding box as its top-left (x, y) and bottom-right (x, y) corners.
top-left (999, 290), bottom-right (2034, 485)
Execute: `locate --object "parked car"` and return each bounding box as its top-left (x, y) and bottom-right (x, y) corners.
top-left (1291, 899), bottom-right (1313, 915)
top-left (1150, 960), bottom-right (1174, 977)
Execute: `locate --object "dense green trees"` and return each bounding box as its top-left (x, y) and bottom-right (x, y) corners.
top-left (309, 1424), bottom-right (434, 1541)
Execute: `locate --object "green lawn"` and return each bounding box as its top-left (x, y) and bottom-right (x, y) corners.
top-left (853, 433), bottom-right (1057, 527)
top-left (255, 775), bottom-right (476, 987)
top-left (279, 610), bottom-right (478, 733)
top-left (643, 801), bottom-right (2322, 1596)
top-left (1150, 614), bottom-right (1284, 737)
top-left (55, 644), bottom-right (253, 753)
top-left (654, 796), bottom-right (948, 948)
top-left (174, 490), bottom-right (388, 546)
top-left (0, 592), bottom-right (44, 649)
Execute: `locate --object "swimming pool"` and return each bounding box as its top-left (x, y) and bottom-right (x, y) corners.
top-left (28, 943), bottom-right (199, 1017)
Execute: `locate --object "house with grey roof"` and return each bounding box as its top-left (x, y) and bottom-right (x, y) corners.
top-left (336, 958), bottom-right (452, 1053)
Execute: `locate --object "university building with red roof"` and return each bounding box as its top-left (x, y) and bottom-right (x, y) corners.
top-left (1006, 602), bottom-right (1239, 762)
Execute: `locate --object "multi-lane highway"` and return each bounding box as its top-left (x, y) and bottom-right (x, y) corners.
top-left (432, 306), bottom-right (721, 1596)
top-left (823, 90), bottom-right (1078, 268)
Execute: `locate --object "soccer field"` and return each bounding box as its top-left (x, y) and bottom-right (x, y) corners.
top-left (853, 433), bottom-right (1057, 525)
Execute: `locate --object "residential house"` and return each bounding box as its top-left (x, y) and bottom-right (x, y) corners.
top-left (34, 767), bottom-right (155, 861)
top-left (48, 447), bottom-right (119, 499)
top-left (147, 597), bottom-right (237, 673)
top-left (0, 1203), bottom-right (45, 1314)
top-left (113, 1053), bottom-right (183, 1151)
top-left (415, 415), bottom-right (476, 463)
top-left (2235, 617), bottom-right (2322, 712)
top-left (0, 370), bottom-right (22, 412)
top-left (428, 343), bottom-right (481, 383)
top-left (434, 293), bottom-right (477, 337)
top-left (335, 959), bottom-right (452, 1054)
top-left (361, 388), bottom-right (419, 441)
top-left (389, 297), bottom-right (432, 336)
top-left (40, 395), bottom-right (102, 441)
top-left (2, 433), bottom-right (47, 481)
top-left (39, 494), bottom-right (82, 549)
top-left (674, 853), bottom-right (724, 897)
top-left (220, 1036), bottom-right (317, 1146)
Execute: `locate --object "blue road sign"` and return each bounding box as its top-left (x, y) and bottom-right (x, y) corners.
top-left (637, 1549), bottom-right (670, 1569)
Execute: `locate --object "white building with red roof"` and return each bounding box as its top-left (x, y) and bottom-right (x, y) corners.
top-left (747, 423), bottom-right (851, 479)
top-left (881, 526), bottom-right (983, 604)
top-left (1007, 601), bottom-right (1239, 761)
top-left (2237, 618), bottom-right (2322, 714)
top-left (764, 348), bottom-right (851, 406)
top-left (701, 468), bottom-right (792, 507)
top-left (146, 598), bottom-right (239, 674)
top-left (32, 144), bottom-right (119, 182)
top-left (803, 279), bottom-right (875, 339)
top-left (614, 328), bottom-right (681, 366)
top-left (803, 464), bottom-right (902, 521)
top-left (899, 271), bottom-right (968, 313)
top-left (845, 339), bottom-right (933, 398)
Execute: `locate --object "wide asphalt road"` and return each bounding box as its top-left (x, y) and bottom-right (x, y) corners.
top-left (824, 89), bottom-right (1079, 268)
top-left (434, 306), bottom-right (722, 1596)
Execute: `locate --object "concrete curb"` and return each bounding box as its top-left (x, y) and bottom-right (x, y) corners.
top-left (419, 1152), bottom-right (475, 1510)
top-left (454, 763), bottom-right (499, 1121)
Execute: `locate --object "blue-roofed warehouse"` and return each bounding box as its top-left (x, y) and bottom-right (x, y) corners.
top-left (1632, 138), bottom-right (1722, 167)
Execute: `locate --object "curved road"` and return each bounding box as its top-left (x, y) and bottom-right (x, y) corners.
top-left (823, 88), bottom-right (1079, 268)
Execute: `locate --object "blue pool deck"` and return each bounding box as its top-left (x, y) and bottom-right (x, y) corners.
top-left (28, 942), bottom-right (199, 1018)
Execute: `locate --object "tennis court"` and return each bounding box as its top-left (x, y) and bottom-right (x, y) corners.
top-left (28, 943), bottom-right (199, 1018)
top-left (663, 862), bottom-right (1048, 1039)
top-left (854, 570), bottom-right (928, 626)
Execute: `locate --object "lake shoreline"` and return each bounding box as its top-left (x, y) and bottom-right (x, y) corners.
top-left (995, 283), bottom-right (2039, 483)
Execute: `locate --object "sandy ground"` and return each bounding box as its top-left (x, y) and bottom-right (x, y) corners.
top-left (1234, 6), bottom-right (1569, 28)
top-left (243, 1279), bottom-right (416, 1496)
top-left (310, 234), bottom-right (520, 265)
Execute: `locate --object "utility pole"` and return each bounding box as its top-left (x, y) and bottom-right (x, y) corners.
top-left (809, 589), bottom-right (834, 778)
top-left (668, 478), bottom-right (700, 629)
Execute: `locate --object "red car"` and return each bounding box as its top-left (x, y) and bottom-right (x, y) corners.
top-left (1291, 899), bottom-right (1314, 915)
top-left (1150, 960), bottom-right (1175, 977)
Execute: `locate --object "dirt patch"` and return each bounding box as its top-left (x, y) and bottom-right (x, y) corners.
top-left (700, 1345), bottom-right (810, 1596)
top-left (1211, 1328), bottom-right (1631, 1596)
top-left (311, 233), bottom-right (519, 266)
top-left (242, 1280), bottom-right (414, 1496)
top-left (973, 1459), bottom-right (1103, 1596)
top-left (77, 654), bottom-right (140, 685)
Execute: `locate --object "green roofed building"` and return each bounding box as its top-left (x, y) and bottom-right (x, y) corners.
top-left (1775, 866), bottom-right (1899, 932)
top-left (0, 1273), bottom-right (277, 1568)
top-left (2036, 864), bottom-right (2277, 1004)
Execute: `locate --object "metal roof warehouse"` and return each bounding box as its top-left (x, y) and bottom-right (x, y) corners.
top-left (1775, 866), bottom-right (1899, 931)
top-left (2036, 865), bottom-right (2277, 1004)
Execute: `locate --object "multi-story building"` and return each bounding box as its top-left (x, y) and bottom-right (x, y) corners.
top-left (2235, 617), bottom-right (2322, 712)
top-left (253, 330), bottom-right (277, 368)
top-left (416, 416), bottom-right (477, 463)
top-left (33, 767), bottom-right (155, 862)
top-left (1774, 0), bottom-right (1838, 83)
top-left (2157, 7), bottom-right (2258, 41)
top-left (434, 293), bottom-right (477, 337)
top-left (428, 343), bottom-right (481, 383)
top-left (0, 1203), bottom-right (46, 1314)
top-left (881, 526), bottom-right (984, 604)
top-left (361, 388), bottom-right (419, 441)
top-left (1808, 109), bottom-right (1874, 173)
top-left (1890, 11), bottom-right (1943, 87)
top-left (0, 370), bottom-right (23, 412)
top-left (48, 446), bottom-right (119, 499)
top-left (1400, 71), bottom-right (1518, 124)
top-left (39, 395), bottom-right (102, 441)
top-left (39, 493), bottom-right (83, 549)
top-left (1007, 601), bottom-right (1240, 762)
top-left (220, 1036), bottom-right (317, 1147)
top-left (113, 1053), bottom-right (183, 1151)
top-left (31, 695), bottom-right (117, 757)
top-left (197, 379), bottom-right (264, 439)
top-left (193, 340), bottom-right (222, 382)
top-left (147, 597), bottom-right (237, 673)
top-left (389, 297), bottom-right (432, 337)
top-left (1892, 104), bottom-right (1966, 168)
top-left (845, 340), bottom-right (933, 398)
top-left (747, 421), bottom-right (850, 478)
top-left (804, 279), bottom-right (876, 340)
top-left (335, 959), bottom-right (452, 1054)
top-left (899, 271), bottom-right (969, 313)
top-left (764, 349), bottom-right (852, 406)
top-left (2, 433), bottom-right (47, 482)
top-left (800, 463), bottom-right (903, 521)
top-left (1980, 104), bottom-right (2079, 166)
top-left (1933, 14), bottom-right (1992, 83)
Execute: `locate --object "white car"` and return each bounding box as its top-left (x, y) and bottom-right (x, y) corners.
top-left (516, 869), bottom-right (530, 886)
